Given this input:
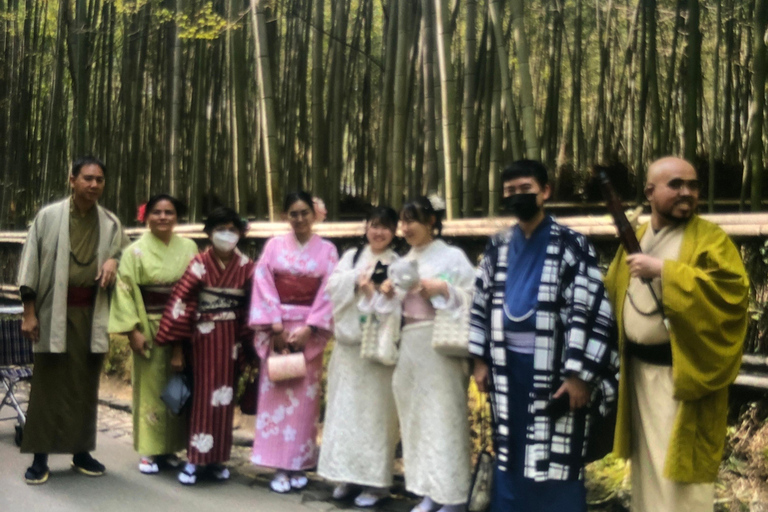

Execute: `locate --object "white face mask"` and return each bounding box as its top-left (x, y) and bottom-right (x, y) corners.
top-left (212, 231), bottom-right (240, 253)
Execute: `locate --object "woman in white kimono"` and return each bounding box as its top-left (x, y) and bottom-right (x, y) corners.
top-left (318, 207), bottom-right (400, 508)
top-left (368, 197), bottom-right (475, 512)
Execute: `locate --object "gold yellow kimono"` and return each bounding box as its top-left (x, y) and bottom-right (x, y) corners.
top-left (605, 215), bottom-right (749, 483)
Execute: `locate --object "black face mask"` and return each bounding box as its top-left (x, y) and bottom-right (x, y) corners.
top-left (503, 193), bottom-right (540, 221)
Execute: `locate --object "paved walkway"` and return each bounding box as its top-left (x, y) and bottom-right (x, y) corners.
top-left (0, 381), bottom-right (415, 512)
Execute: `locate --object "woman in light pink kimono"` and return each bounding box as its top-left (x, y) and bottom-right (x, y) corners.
top-left (249, 191), bottom-right (338, 493)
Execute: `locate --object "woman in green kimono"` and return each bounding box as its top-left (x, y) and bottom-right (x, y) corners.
top-left (109, 194), bottom-right (198, 474)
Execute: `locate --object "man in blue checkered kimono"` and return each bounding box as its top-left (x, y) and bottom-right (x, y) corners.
top-left (469, 160), bottom-right (619, 512)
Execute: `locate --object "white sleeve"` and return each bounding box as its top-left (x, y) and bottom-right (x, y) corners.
top-left (326, 249), bottom-right (359, 312)
top-left (431, 247), bottom-right (476, 312)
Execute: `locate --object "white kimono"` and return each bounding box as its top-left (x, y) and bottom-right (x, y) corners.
top-left (17, 197), bottom-right (126, 353)
top-left (368, 238), bottom-right (475, 505)
top-left (318, 245), bottom-right (400, 488)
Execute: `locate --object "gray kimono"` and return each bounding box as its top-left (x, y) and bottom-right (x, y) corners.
top-left (17, 197), bottom-right (126, 353)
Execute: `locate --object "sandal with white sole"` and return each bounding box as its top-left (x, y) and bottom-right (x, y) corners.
top-left (270, 472), bottom-right (291, 494)
top-left (178, 463), bottom-right (198, 486)
top-left (139, 457), bottom-right (159, 475)
top-left (354, 488), bottom-right (390, 508)
top-left (290, 473), bottom-right (308, 490)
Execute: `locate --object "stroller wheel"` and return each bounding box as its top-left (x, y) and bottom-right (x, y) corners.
top-left (15, 425), bottom-right (23, 447)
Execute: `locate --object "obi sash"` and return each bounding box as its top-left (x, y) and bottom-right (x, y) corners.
top-left (626, 340), bottom-right (673, 366)
top-left (403, 292), bottom-right (436, 325)
top-left (139, 285), bottom-right (173, 314)
top-left (197, 287), bottom-right (247, 314)
top-left (67, 286), bottom-right (96, 308)
top-left (274, 273), bottom-right (321, 306)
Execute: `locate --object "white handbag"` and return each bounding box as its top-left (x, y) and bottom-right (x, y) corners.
top-left (431, 294), bottom-right (471, 357)
top-left (359, 312), bottom-right (400, 366)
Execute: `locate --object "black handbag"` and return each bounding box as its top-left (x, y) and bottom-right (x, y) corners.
top-left (161, 372), bottom-right (192, 416)
top-left (585, 388), bottom-right (618, 463)
top-left (238, 366), bottom-right (259, 415)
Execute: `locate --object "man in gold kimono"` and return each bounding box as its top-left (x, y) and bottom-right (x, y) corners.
top-left (604, 157), bottom-right (749, 511)
top-left (18, 156), bottom-right (127, 484)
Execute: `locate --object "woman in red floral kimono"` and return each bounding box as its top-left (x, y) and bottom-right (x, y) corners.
top-left (156, 207), bottom-right (254, 485)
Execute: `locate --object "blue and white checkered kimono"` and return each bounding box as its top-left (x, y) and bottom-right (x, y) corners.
top-left (469, 219), bottom-right (619, 482)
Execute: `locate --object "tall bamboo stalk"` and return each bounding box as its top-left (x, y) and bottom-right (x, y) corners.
top-left (168, 0), bottom-right (182, 197)
top-left (683, 0), bottom-right (701, 161)
top-left (462, 0), bottom-right (477, 217)
top-left (391, 0), bottom-right (409, 210)
top-left (250, 0), bottom-right (280, 220)
top-left (509, 0), bottom-right (539, 160)
top-left (433, 0), bottom-right (459, 218)
top-left (749, 0), bottom-right (767, 212)
top-left (311, 0), bottom-right (324, 195)
top-left (709, 0), bottom-right (722, 212)
top-left (488, 0), bottom-right (522, 161)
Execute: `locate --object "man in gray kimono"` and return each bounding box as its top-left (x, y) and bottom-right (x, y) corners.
top-left (18, 156), bottom-right (127, 484)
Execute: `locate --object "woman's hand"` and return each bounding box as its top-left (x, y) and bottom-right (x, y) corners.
top-left (271, 329), bottom-right (289, 354)
top-left (170, 343), bottom-right (185, 372)
top-left (288, 326), bottom-right (312, 352)
top-left (128, 329), bottom-right (149, 355)
top-left (379, 279), bottom-right (396, 299)
top-left (357, 275), bottom-right (376, 300)
top-left (419, 278), bottom-right (449, 300)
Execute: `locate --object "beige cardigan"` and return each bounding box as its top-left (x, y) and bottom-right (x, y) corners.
top-left (17, 198), bottom-right (126, 354)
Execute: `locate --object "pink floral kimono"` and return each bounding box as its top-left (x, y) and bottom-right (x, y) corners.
top-left (249, 233), bottom-right (338, 470)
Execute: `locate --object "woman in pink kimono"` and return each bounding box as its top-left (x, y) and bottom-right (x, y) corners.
top-left (249, 191), bottom-right (338, 493)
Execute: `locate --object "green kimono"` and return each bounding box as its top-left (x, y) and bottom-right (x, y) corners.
top-left (605, 215), bottom-right (749, 483)
top-left (109, 232), bottom-right (198, 456)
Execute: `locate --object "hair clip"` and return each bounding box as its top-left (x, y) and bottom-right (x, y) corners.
top-left (136, 203), bottom-right (147, 223)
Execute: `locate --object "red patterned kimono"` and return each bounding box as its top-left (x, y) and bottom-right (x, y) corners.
top-left (156, 248), bottom-right (255, 465)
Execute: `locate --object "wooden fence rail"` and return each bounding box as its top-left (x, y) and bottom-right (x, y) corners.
top-left (2, 213), bottom-right (768, 244)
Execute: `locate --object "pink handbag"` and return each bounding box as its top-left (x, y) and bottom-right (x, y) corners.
top-left (267, 351), bottom-right (307, 382)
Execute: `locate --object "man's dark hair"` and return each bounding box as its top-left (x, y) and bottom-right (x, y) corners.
top-left (72, 156), bottom-right (106, 177)
top-left (203, 206), bottom-right (248, 235)
top-left (501, 159), bottom-right (549, 188)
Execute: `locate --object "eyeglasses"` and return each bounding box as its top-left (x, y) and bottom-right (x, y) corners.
top-left (666, 178), bottom-right (701, 192)
top-left (288, 209), bottom-right (312, 220)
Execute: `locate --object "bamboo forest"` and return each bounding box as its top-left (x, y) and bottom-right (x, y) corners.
top-left (0, 0), bottom-right (767, 227)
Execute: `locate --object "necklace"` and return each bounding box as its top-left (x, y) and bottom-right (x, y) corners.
top-left (70, 251), bottom-right (97, 267)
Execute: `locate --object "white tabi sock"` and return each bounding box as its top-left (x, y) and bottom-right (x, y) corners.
top-left (435, 504), bottom-right (465, 512)
top-left (411, 496), bottom-right (441, 512)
